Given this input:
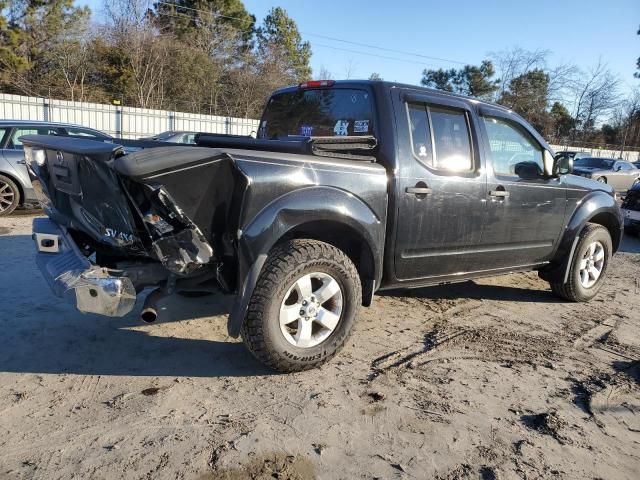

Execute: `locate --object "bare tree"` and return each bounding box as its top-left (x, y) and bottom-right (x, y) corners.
top-left (316, 66), bottom-right (333, 80)
top-left (342, 59), bottom-right (358, 80)
top-left (102, 0), bottom-right (170, 108)
top-left (490, 47), bottom-right (550, 100)
top-left (47, 20), bottom-right (93, 102)
top-left (570, 60), bottom-right (621, 141)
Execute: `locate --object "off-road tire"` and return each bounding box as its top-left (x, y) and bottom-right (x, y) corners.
top-left (550, 223), bottom-right (612, 302)
top-left (0, 174), bottom-right (20, 216)
top-left (241, 239), bottom-right (361, 373)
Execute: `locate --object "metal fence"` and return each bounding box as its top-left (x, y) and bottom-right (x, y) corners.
top-left (550, 144), bottom-right (639, 162)
top-left (0, 93), bottom-right (260, 139)
top-left (3, 92), bottom-right (639, 163)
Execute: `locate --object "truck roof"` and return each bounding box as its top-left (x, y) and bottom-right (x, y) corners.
top-left (271, 79), bottom-right (513, 115)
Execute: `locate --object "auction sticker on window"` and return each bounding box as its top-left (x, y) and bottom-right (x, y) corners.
top-left (354, 120), bottom-right (369, 133)
top-left (334, 120), bottom-right (349, 136)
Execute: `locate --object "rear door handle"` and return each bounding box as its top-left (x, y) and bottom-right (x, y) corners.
top-left (489, 190), bottom-right (510, 198)
top-left (406, 187), bottom-right (432, 195)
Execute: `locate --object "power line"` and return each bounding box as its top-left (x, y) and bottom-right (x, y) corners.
top-left (302, 33), bottom-right (468, 65)
top-left (312, 43), bottom-right (441, 69)
top-left (155, 1), bottom-right (469, 67)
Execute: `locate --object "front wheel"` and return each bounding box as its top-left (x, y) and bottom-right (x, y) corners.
top-left (550, 223), bottom-right (612, 302)
top-left (241, 239), bottom-right (361, 372)
top-left (596, 176), bottom-right (607, 183)
top-left (0, 174), bottom-right (20, 216)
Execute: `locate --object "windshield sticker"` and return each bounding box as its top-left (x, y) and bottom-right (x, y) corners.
top-left (300, 125), bottom-right (313, 136)
top-left (334, 120), bottom-right (349, 136)
top-left (354, 120), bottom-right (369, 133)
top-left (418, 144), bottom-right (429, 157)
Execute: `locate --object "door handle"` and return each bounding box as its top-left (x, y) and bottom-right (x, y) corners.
top-left (489, 190), bottom-right (510, 198)
top-left (406, 187), bottom-right (432, 195)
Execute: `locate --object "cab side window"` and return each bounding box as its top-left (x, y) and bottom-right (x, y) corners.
top-left (430, 107), bottom-right (473, 171)
top-left (407, 103), bottom-right (473, 172)
top-left (482, 116), bottom-right (543, 177)
top-left (407, 103), bottom-right (432, 165)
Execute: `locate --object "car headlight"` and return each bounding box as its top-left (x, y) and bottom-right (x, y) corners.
top-left (23, 146), bottom-right (46, 167)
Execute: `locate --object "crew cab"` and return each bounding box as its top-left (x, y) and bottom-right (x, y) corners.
top-left (22, 80), bottom-right (623, 372)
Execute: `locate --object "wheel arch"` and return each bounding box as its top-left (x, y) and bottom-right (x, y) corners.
top-left (227, 186), bottom-right (385, 337)
top-left (539, 190), bottom-right (622, 283)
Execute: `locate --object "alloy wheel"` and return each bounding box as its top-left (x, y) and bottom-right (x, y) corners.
top-left (578, 241), bottom-right (605, 288)
top-left (279, 271), bottom-right (343, 348)
top-left (0, 180), bottom-right (16, 213)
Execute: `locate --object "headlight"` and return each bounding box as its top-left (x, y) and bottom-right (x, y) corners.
top-left (23, 146), bottom-right (46, 166)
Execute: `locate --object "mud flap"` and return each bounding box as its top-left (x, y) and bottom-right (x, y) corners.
top-left (227, 254), bottom-right (267, 338)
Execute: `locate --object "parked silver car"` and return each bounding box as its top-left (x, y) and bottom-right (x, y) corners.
top-left (571, 157), bottom-right (640, 192)
top-left (0, 120), bottom-right (112, 215)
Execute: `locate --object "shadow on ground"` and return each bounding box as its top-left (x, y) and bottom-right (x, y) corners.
top-left (381, 279), bottom-right (559, 304)
top-left (0, 234), bottom-right (271, 378)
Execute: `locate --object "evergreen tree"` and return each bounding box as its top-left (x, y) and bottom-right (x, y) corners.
top-left (256, 7), bottom-right (311, 81)
top-left (421, 60), bottom-right (499, 99)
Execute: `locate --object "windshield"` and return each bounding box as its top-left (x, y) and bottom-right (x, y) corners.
top-left (574, 158), bottom-right (614, 169)
top-left (153, 131), bottom-right (177, 140)
top-left (259, 88), bottom-right (374, 139)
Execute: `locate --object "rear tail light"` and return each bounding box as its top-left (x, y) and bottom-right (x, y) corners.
top-left (298, 80), bottom-right (335, 89)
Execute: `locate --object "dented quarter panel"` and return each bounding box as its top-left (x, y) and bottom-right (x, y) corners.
top-left (223, 151), bottom-right (388, 336)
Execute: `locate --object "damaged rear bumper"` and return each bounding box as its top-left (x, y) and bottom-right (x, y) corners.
top-left (32, 217), bottom-right (136, 317)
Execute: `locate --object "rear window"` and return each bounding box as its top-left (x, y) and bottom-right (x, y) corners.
top-left (259, 88), bottom-right (374, 139)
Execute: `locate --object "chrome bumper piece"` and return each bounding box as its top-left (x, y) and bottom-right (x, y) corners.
top-left (32, 218), bottom-right (136, 317)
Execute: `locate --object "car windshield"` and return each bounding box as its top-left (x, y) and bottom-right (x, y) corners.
top-left (574, 158), bottom-right (614, 169)
top-left (259, 88), bottom-right (374, 139)
top-left (153, 131), bottom-right (177, 140)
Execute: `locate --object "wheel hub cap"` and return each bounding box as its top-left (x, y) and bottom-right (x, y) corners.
top-left (279, 272), bottom-right (343, 348)
top-left (578, 241), bottom-right (605, 289)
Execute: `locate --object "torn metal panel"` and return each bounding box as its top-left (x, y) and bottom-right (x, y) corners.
top-left (140, 184), bottom-right (215, 275)
top-left (152, 228), bottom-right (213, 275)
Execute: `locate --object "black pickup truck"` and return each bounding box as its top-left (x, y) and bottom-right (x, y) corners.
top-left (23, 80), bottom-right (623, 372)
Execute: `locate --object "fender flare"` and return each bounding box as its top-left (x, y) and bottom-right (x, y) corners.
top-left (539, 190), bottom-right (622, 283)
top-left (227, 186), bottom-right (384, 337)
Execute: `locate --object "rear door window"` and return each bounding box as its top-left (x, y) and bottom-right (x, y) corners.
top-left (63, 127), bottom-right (108, 140)
top-left (407, 102), bottom-right (473, 172)
top-left (260, 88), bottom-right (373, 139)
top-left (10, 127), bottom-right (61, 150)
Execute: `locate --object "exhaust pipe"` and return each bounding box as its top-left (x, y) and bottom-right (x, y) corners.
top-left (140, 288), bottom-right (166, 323)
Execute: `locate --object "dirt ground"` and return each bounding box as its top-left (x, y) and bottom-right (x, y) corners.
top-left (1, 213), bottom-right (639, 480)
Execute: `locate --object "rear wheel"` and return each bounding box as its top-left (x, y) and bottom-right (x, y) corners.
top-left (0, 174), bottom-right (20, 216)
top-left (241, 239), bottom-right (361, 372)
top-left (550, 223), bottom-right (612, 302)
top-left (596, 176), bottom-right (607, 183)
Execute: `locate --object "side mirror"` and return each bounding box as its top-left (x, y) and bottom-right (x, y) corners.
top-left (552, 154), bottom-right (573, 176)
top-left (515, 161), bottom-right (543, 179)
top-left (615, 165), bottom-right (622, 171)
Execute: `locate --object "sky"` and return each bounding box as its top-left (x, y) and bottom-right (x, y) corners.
top-left (78, 0), bottom-right (639, 92)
